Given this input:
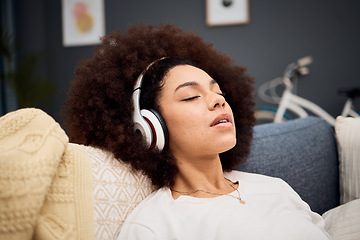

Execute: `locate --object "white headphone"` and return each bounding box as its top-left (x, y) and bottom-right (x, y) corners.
top-left (132, 60), bottom-right (168, 151)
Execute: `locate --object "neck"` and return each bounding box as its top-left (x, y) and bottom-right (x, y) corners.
top-left (171, 153), bottom-right (233, 198)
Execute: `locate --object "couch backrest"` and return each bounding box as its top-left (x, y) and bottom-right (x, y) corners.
top-left (236, 116), bottom-right (339, 214)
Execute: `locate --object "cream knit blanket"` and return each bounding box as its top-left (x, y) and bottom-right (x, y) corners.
top-left (0, 108), bottom-right (95, 240)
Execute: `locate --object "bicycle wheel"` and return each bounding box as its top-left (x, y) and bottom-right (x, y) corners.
top-left (255, 106), bottom-right (292, 125)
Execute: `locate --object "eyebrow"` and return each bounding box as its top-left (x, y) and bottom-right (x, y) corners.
top-left (174, 79), bottom-right (218, 92)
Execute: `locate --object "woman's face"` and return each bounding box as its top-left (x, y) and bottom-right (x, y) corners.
top-left (158, 65), bottom-right (236, 159)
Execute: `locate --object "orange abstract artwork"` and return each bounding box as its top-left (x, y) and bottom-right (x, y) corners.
top-left (73, 2), bottom-right (94, 33)
top-left (62, 0), bottom-right (105, 47)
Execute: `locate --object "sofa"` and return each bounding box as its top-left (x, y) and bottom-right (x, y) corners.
top-left (238, 115), bottom-right (339, 215)
top-left (0, 108), bottom-right (359, 240)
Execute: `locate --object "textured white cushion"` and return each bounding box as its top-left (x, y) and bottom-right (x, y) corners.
top-left (335, 116), bottom-right (360, 204)
top-left (83, 146), bottom-right (154, 240)
top-left (322, 198), bottom-right (360, 240)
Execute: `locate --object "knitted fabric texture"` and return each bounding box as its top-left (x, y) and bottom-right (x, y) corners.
top-left (0, 108), bottom-right (95, 240)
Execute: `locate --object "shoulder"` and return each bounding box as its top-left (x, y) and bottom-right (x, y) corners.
top-left (122, 188), bottom-right (171, 223)
top-left (117, 188), bottom-right (172, 238)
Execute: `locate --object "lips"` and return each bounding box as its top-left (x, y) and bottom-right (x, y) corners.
top-left (210, 113), bottom-right (232, 127)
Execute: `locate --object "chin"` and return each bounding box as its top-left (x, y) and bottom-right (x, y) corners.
top-left (217, 138), bottom-right (237, 154)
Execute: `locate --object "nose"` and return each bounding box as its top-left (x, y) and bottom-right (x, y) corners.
top-left (208, 92), bottom-right (226, 110)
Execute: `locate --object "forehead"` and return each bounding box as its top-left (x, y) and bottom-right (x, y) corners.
top-left (163, 65), bottom-right (218, 90)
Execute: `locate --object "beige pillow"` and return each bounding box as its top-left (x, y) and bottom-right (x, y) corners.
top-left (322, 198), bottom-right (360, 240)
top-left (83, 146), bottom-right (154, 239)
top-left (335, 116), bottom-right (360, 204)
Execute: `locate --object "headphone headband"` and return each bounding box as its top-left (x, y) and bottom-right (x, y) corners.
top-left (133, 57), bottom-right (168, 92)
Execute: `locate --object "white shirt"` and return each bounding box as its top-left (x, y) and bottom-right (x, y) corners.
top-left (116, 171), bottom-right (330, 240)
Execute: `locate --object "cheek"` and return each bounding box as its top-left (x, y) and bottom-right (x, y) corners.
top-left (163, 109), bottom-right (206, 141)
top-left (166, 113), bottom-right (196, 135)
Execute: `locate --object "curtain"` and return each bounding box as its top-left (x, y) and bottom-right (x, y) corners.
top-left (0, 0), bottom-right (17, 116)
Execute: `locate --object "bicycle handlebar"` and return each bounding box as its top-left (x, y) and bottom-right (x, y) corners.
top-left (283, 56), bottom-right (313, 82)
top-left (257, 56), bottom-right (313, 104)
top-left (297, 56), bottom-right (313, 67)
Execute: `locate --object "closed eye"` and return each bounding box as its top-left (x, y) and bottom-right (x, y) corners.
top-left (181, 96), bottom-right (200, 101)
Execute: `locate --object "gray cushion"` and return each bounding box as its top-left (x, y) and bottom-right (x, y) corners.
top-left (236, 116), bottom-right (339, 214)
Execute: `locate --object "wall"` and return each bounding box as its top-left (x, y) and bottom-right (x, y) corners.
top-left (11, 0), bottom-right (360, 123)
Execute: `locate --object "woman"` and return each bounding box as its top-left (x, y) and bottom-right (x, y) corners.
top-left (64, 24), bottom-right (330, 239)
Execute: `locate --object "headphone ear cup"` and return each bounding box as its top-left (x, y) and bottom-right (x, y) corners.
top-left (140, 109), bottom-right (168, 151)
top-left (133, 109), bottom-right (153, 148)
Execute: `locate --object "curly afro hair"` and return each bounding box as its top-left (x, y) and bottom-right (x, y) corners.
top-left (63, 24), bottom-right (255, 189)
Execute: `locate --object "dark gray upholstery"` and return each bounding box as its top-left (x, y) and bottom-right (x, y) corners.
top-left (235, 116), bottom-right (339, 214)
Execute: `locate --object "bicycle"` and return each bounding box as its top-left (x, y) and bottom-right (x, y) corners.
top-left (255, 56), bottom-right (360, 126)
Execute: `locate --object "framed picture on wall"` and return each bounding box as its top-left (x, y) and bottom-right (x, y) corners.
top-left (62, 0), bottom-right (105, 47)
top-left (206, 0), bottom-right (249, 26)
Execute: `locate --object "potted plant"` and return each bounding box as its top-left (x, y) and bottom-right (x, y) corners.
top-left (0, 30), bottom-right (55, 114)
